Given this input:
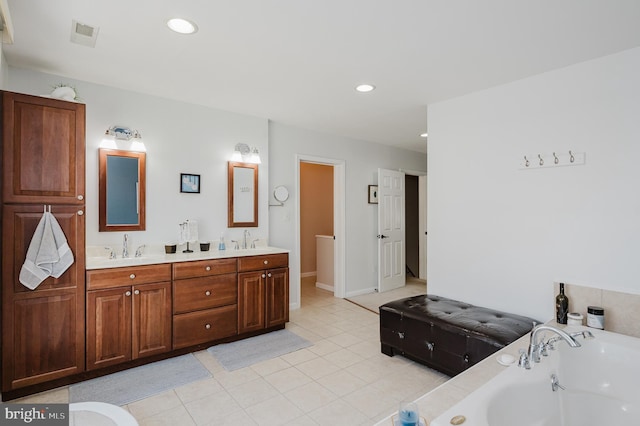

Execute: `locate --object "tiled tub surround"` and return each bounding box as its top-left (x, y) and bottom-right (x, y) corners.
top-left (555, 282), bottom-right (640, 338)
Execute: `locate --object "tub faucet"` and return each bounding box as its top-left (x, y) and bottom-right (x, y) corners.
top-left (123, 233), bottom-right (129, 258)
top-left (521, 324), bottom-right (581, 369)
top-left (242, 229), bottom-right (251, 249)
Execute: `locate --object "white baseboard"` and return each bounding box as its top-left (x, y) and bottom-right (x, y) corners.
top-left (315, 282), bottom-right (334, 292)
top-left (300, 271), bottom-right (316, 278)
top-left (345, 287), bottom-right (377, 298)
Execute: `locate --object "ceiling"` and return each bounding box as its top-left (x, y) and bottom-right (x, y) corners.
top-left (3, 1), bottom-right (640, 154)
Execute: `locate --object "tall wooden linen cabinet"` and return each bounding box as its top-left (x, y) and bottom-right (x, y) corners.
top-left (1, 91), bottom-right (86, 396)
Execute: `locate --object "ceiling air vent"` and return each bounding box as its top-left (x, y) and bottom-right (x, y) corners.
top-left (70, 19), bottom-right (99, 48)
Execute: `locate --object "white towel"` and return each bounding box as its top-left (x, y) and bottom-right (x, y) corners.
top-left (19, 211), bottom-right (75, 290)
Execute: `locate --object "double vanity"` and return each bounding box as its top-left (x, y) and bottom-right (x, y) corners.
top-left (84, 247), bottom-right (289, 371)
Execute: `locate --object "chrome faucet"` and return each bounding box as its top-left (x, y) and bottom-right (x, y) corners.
top-left (520, 324), bottom-right (581, 369)
top-left (122, 233), bottom-right (129, 258)
top-left (135, 244), bottom-right (145, 257)
top-left (242, 229), bottom-right (251, 249)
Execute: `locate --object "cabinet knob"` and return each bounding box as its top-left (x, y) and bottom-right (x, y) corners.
top-left (77, 210), bottom-right (84, 216)
top-left (263, 260), bottom-right (268, 265)
top-left (77, 195), bottom-right (84, 201)
top-left (125, 291), bottom-right (132, 296)
top-left (129, 274), bottom-right (136, 279)
top-left (205, 324), bottom-right (211, 329)
top-left (205, 266), bottom-right (211, 271)
top-left (268, 273), bottom-right (272, 278)
top-left (262, 274), bottom-right (266, 278)
top-left (134, 289), bottom-right (140, 295)
top-left (205, 290), bottom-right (211, 296)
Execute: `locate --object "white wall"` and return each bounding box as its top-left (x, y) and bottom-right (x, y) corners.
top-left (269, 122), bottom-right (427, 307)
top-left (427, 47), bottom-right (640, 322)
top-left (8, 67), bottom-right (270, 249)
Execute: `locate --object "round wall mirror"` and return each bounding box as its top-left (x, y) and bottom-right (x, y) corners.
top-left (274, 185), bottom-right (289, 202)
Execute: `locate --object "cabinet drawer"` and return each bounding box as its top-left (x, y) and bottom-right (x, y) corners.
top-left (173, 273), bottom-right (237, 314)
top-left (87, 264), bottom-right (171, 290)
top-left (238, 253), bottom-right (288, 272)
top-left (173, 305), bottom-right (237, 349)
top-left (172, 258), bottom-right (237, 280)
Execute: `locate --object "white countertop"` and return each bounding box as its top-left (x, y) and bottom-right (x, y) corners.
top-left (86, 246), bottom-right (289, 270)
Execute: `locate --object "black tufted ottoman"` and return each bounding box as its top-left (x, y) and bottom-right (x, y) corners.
top-left (379, 294), bottom-right (539, 376)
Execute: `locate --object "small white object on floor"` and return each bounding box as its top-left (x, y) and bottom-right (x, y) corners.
top-left (496, 353), bottom-right (515, 366)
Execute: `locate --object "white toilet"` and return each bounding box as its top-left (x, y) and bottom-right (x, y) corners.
top-left (69, 402), bottom-right (138, 426)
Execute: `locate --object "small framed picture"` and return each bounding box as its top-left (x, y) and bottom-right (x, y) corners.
top-left (368, 185), bottom-right (378, 204)
top-left (180, 173), bottom-right (201, 193)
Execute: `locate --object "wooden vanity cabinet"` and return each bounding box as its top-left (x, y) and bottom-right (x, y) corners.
top-left (238, 253), bottom-right (289, 333)
top-left (172, 259), bottom-right (238, 349)
top-left (86, 265), bottom-right (172, 370)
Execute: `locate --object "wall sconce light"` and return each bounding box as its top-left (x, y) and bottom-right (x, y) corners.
top-left (105, 125), bottom-right (142, 140)
top-left (231, 143), bottom-right (261, 164)
top-left (102, 125), bottom-right (146, 151)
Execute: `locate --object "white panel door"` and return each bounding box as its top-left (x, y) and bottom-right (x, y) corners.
top-left (419, 175), bottom-right (427, 280)
top-left (378, 168), bottom-right (406, 293)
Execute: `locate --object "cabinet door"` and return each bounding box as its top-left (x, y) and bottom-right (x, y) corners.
top-left (266, 268), bottom-right (289, 328)
top-left (86, 287), bottom-right (132, 370)
top-left (2, 91), bottom-right (85, 204)
top-left (133, 282), bottom-right (172, 359)
top-left (238, 271), bottom-right (265, 333)
top-left (1, 290), bottom-right (84, 391)
top-left (2, 204), bottom-right (85, 294)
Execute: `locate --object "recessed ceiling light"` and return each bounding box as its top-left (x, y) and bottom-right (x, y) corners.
top-left (355, 84), bottom-right (375, 93)
top-left (420, 133), bottom-right (428, 138)
top-left (167, 18), bottom-right (198, 34)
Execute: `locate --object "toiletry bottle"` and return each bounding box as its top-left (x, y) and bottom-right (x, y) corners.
top-left (556, 283), bottom-right (569, 324)
top-left (218, 234), bottom-right (226, 251)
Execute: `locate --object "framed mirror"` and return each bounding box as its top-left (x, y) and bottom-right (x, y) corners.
top-left (228, 161), bottom-right (258, 227)
top-left (99, 148), bottom-right (146, 231)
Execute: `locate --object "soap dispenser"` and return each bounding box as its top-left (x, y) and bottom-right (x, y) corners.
top-left (218, 234), bottom-right (226, 251)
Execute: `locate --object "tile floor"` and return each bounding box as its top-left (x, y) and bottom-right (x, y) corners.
top-left (12, 277), bottom-right (449, 425)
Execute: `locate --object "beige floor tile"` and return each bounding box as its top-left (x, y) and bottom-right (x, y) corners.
top-left (127, 390), bottom-right (183, 420)
top-left (138, 404), bottom-right (196, 426)
top-left (283, 414), bottom-right (319, 425)
top-left (184, 391), bottom-right (243, 425)
top-left (322, 348), bottom-right (365, 369)
top-left (264, 367), bottom-right (313, 393)
top-left (308, 399), bottom-right (369, 426)
top-left (327, 332), bottom-right (363, 348)
top-left (227, 377), bottom-right (279, 408)
top-left (250, 357), bottom-right (292, 377)
top-left (13, 387), bottom-right (69, 404)
top-left (348, 340), bottom-right (382, 358)
top-left (193, 350), bottom-right (225, 374)
top-left (279, 348), bottom-right (318, 366)
top-left (316, 370), bottom-right (368, 397)
top-left (245, 394), bottom-right (304, 426)
top-left (202, 409), bottom-right (258, 426)
top-left (214, 366), bottom-right (261, 390)
top-left (344, 385), bottom-right (401, 419)
top-left (174, 377), bottom-right (224, 403)
top-left (307, 339), bottom-right (342, 356)
top-left (295, 357), bottom-right (341, 380)
top-left (283, 381), bottom-right (338, 413)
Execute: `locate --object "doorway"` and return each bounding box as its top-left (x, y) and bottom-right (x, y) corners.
top-left (295, 155), bottom-right (346, 305)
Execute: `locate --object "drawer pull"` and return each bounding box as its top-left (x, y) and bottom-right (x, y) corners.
top-left (205, 324), bottom-right (211, 329)
top-left (267, 272), bottom-right (272, 278)
top-left (205, 266), bottom-right (211, 271)
top-left (263, 260), bottom-right (268, 265)
top-left (134, 289), bottom-right (140, 295)
top-left (125, 290), bottom-right (132, 296)
top-left (77, 210), bottom-right (84, 216)
top-left (205, 291), bottom-right (211, 296)
top-left (262, 274), bottom-right (266, 279)
top-left (77, 195), bottom-right (84, 201)
top-left (129, 274), bottom-right (136, 279)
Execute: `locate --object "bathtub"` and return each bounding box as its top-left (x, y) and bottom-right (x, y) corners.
top-left (430, 326), bottom-right (640, 426)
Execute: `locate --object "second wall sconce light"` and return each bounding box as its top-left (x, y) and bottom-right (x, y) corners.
top-left (231, 143), bottom-right (261, 164)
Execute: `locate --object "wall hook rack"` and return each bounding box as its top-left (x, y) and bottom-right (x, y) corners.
top-left (519, 150), bottom-right (586, 170)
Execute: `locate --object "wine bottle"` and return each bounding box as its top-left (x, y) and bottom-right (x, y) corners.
top-left (556, 283), bottom-right (569, 324)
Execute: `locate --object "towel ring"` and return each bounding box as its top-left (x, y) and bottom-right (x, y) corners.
top-left (538, 154), bottom-right (544, 166)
